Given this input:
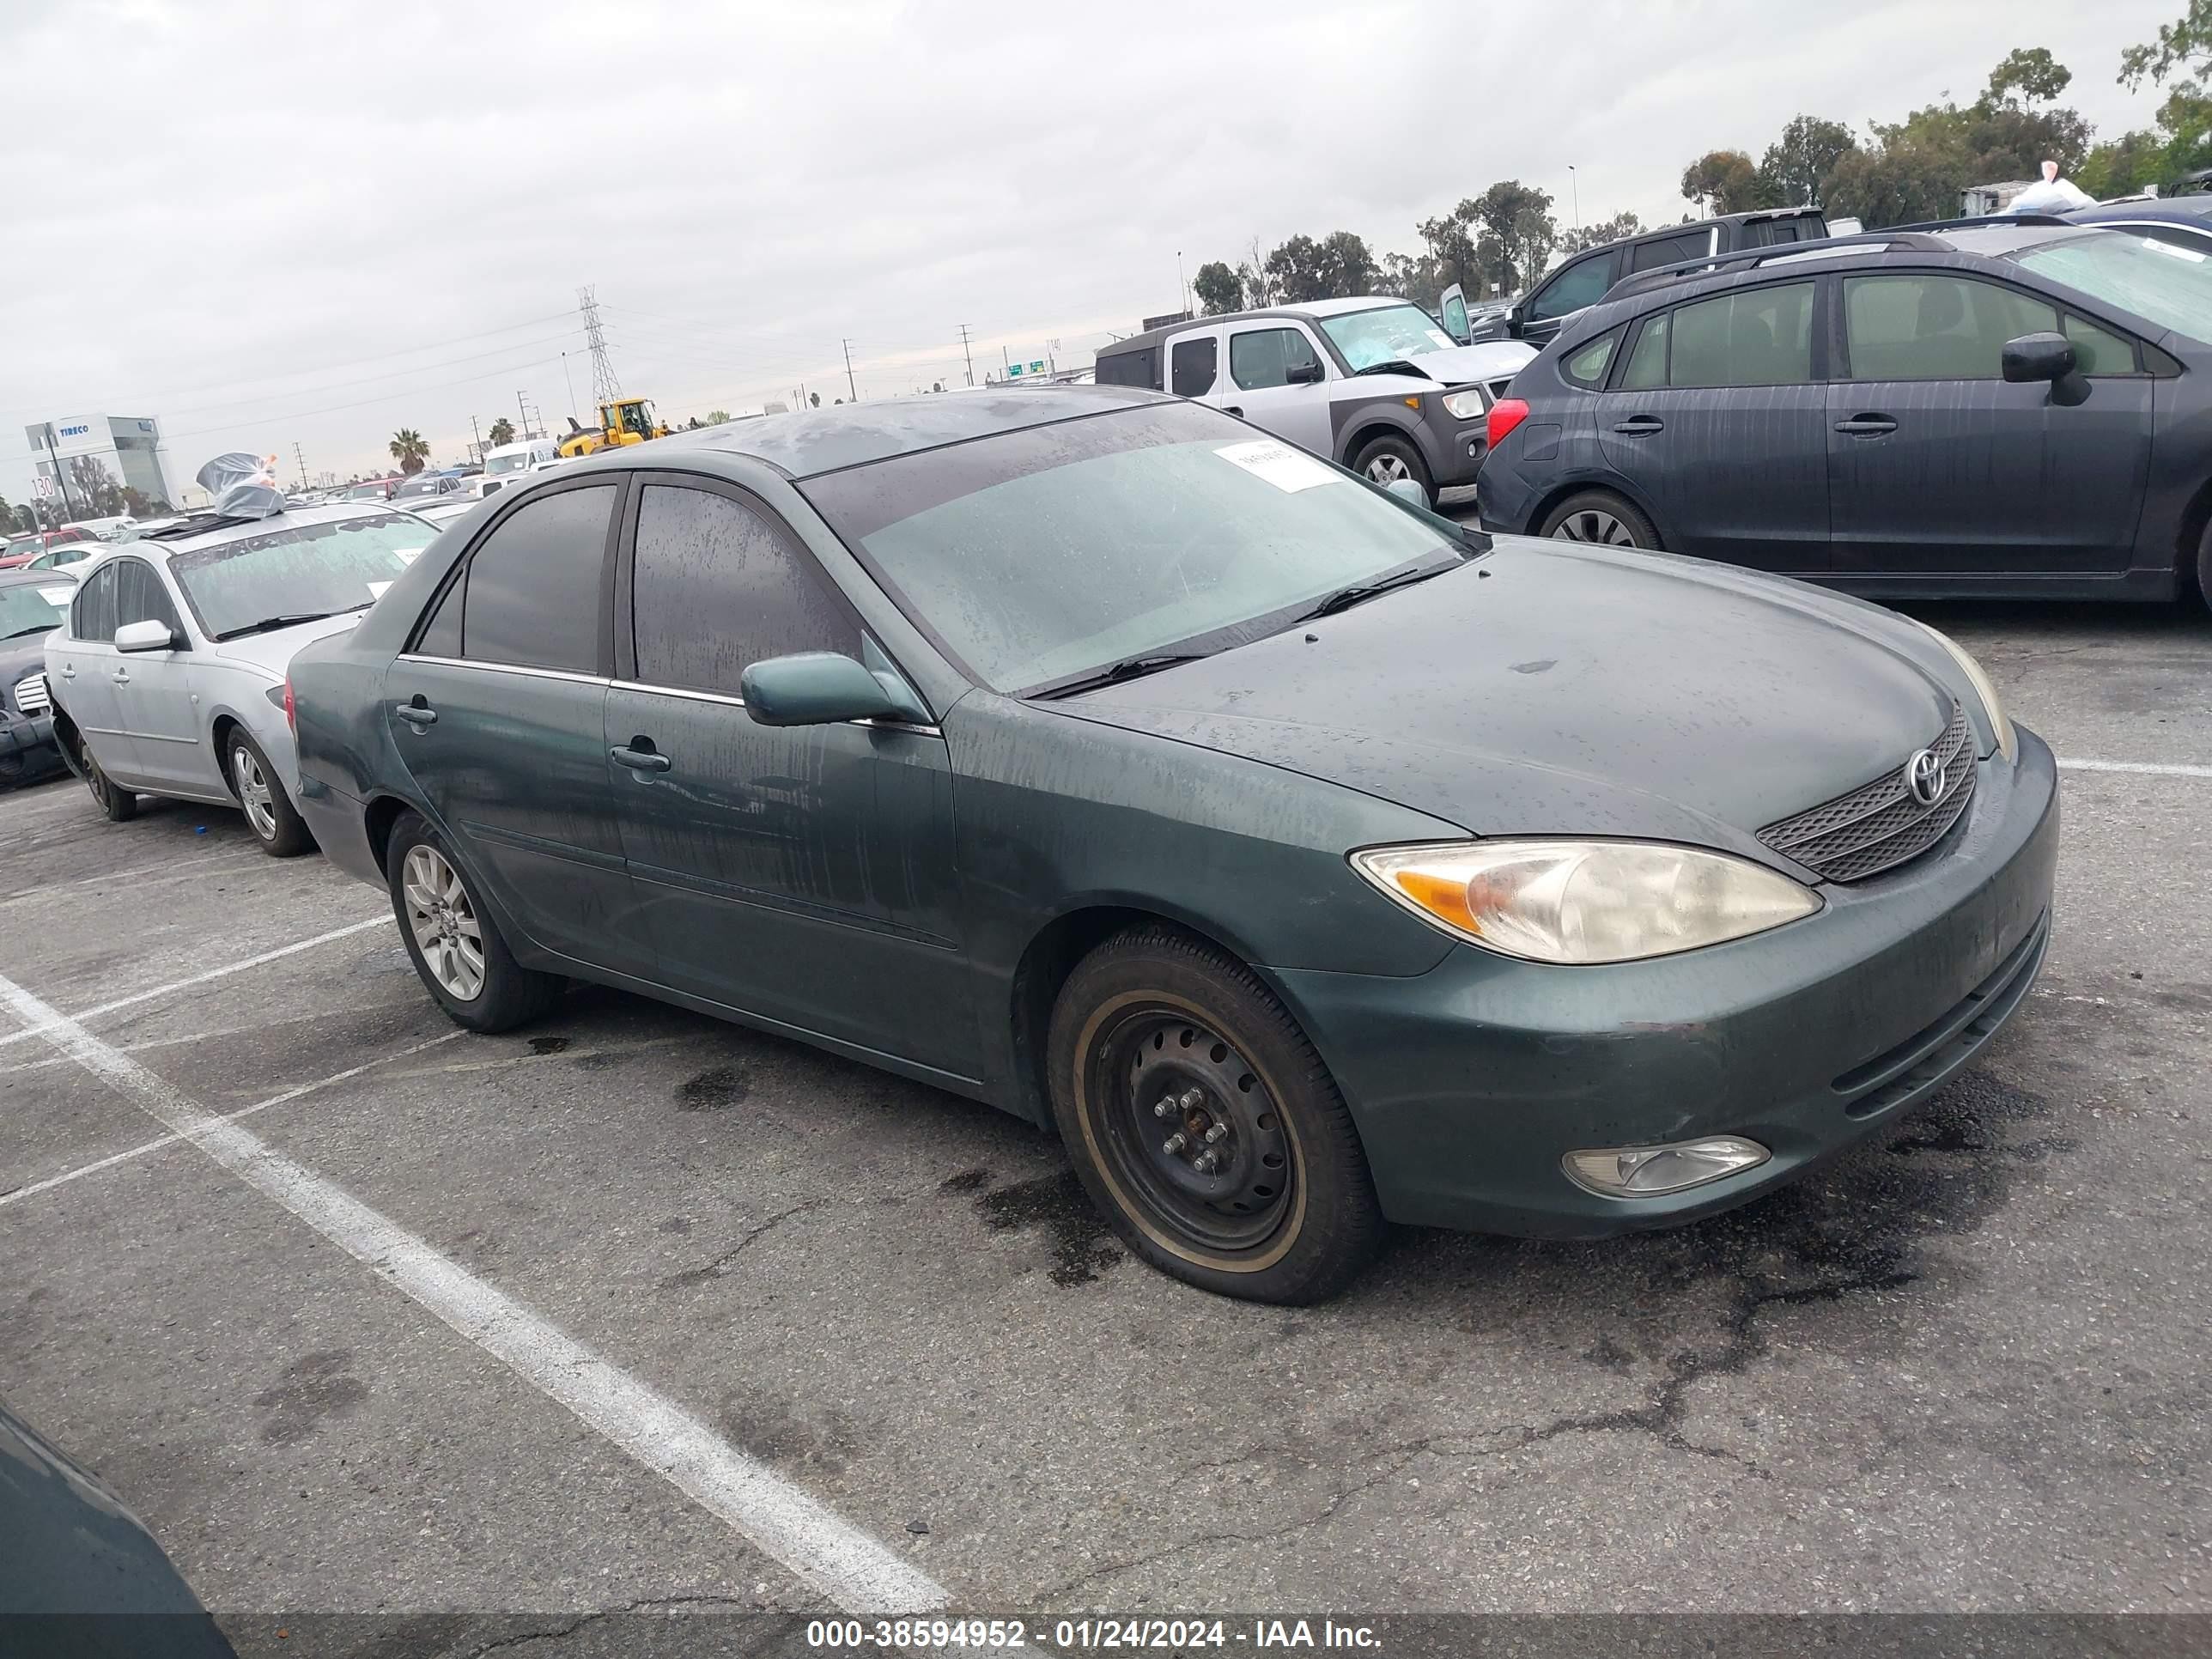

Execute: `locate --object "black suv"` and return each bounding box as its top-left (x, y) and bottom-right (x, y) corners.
top-left (1476, 222), bottom-right (2212, 601)
top-left (1448, 209), bottom-right (1830, 351)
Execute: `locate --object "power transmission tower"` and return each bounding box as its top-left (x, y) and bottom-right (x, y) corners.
top-left (957, 324), bottom-right (975, 387)
top-left (293, 442), bottom-right (307, 489)
top-left (842, 338), bottom-right (858, 404)
top-left (578, 284), bottom-right (620, 405)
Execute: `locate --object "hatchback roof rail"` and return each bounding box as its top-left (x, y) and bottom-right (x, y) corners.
top-left (1884, 211), bottom-right (2071, 233)
top-left (1601, 232), bottom-right (1960, 303)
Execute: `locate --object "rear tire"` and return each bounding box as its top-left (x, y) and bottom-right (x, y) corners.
top-left (228, 731), bottom-right (313, 857)
top-left (2195, 515), bottom-right (2212, 610)
top-left (1045, 927), bottom-right (1383, 1304)
top-left (386, 811), bottom-right (562, 1033)
top-left (79, 734), bottom-right (137, 822)
top-left (1539, 489), bottom-right (1661, 550)
top-left (1349, 432), bottom-right (1436, 507)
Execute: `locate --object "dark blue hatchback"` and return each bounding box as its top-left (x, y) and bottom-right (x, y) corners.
top-left (1477, 222), bottom-right (2212, 602)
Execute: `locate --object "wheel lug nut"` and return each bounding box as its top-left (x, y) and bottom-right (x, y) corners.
top-left (1194, 1152), bottom-right (1219, 1175)
top-left (1203, 1123), bottom-right (1228, 1145)
top-left (1178, 1087), bottom-right (1204, 1110)
top-left (1162, 1133), bottom-right (1187, 1155)
top-left (1152, 1099), bottom-right (1174, 1119)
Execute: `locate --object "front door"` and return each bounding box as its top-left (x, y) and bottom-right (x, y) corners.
top-left (1220, 321), bottom-right (1334, 456)
top-left (1520, 248), bottom-right (1621, 348)
top-left (46, 562), bottom-right (143, 782)
top-left (1439, 285), bottom-right (1471, 344)
top-left (386, 477), bottom-right (652, 980)
top-left (606, 477), bottom-right (976, 1080)
top-left (1595, 278), bottom-right (1831, 572)
top-left (1828, 271), bottom-right (2154, 577)
top-left (106, 556), bottom-right (208, 793)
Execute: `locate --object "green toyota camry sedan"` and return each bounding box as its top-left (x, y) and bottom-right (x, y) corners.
top-left (288, 386), bottom-right (2057, 1304)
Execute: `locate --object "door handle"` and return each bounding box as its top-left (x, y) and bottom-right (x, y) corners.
top-left (1611, 415), bottom-right (1664, 434)
top-left (1224, 404), bottom-right (1244, 416)
top-left (112, 670), bottom-right (130, 685)
top-left (1834, 416), bottom-right (1899, 435)
top-left (60, 665), bottom-right (75, 680)
top-left (611, 743), bottom-right (671, 773)
top-left (395, 702), bottom-right (437, 728)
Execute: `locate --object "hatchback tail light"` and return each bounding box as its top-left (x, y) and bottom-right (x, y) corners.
top-left (283, 678), bottom-right (296, 733)
top-left (1487, 397), bottom-right (1531, 449)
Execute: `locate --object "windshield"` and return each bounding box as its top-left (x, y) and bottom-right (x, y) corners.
top-left (801, 402), bottom-right (1463, 692)
top-left (168, 512), bottom-right (428, 639)
top-left (485, 452), bottom-right (535, 474)
top-left (1317, 303), bottom-right (1459, 369)
top-left (2014, 233), bottom-right (2212, 343)
top-left (0, 582), bottom-right (68, 639)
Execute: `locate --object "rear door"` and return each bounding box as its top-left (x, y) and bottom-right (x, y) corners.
top-left (606, 477), bottom-right (975, 1079)
top-left (1220, 320), bottom-right (1334, 455)
top-left (1826, 271), bottom-right (2152, 577)
top-left (48, 562), bottom-right (139, 780)
top-left (105, 556), bottom-right (208, 793)
top-left (386, 476), bottom-right (653, 978)
top-left (1595, 278), bottom-right (1832, 572)
top-left (1168, 327), bottom-right (1227, 410)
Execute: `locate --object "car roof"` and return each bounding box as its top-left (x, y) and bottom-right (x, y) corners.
top-left (1097, 295), bottom-right (1421, 356)
top-left (638, 384), bottom-right (1174, 478)
top-left (126, 501), bottom-right (427, 557)
top-left (2066, 198), bottom-right (2212, 227)
top-left (0, 565), bottom-right (76, 587)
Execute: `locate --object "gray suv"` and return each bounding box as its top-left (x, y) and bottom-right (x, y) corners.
top-left (1094, 296), bottom-right (1533, 505)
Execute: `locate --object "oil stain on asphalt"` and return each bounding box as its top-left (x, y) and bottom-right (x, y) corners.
top-left (253, 1350), bottom-right (368, 1446)
top-left (975, 1169), bottom-right (1123, 1287)
top-left (676, 1065), bottom-right (751, 1111)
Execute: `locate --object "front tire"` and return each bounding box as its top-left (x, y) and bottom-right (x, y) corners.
top-left (79, 734), bottom-right (137, 822)
top-left (2195, 515), bottom-right (2212, 610)
top-left (386, 811), bottom-right (562, 1033)
top-left (1045, 927), bottom-right (1383, 1304)
top-left (228, 731), bottom-right (313, 857)
top-left (1350, 432), bottom-right (1436, 507)
top-left (1539, 489), bottom-right (1661, 549)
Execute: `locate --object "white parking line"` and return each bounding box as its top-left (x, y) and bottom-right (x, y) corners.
top-left (2057, 757), bottom-right (2212, 779)
top-left (0, 1030), bottom-right (463, 1210)
top-left (0, 966), bottom-right (951, 1617)
top-left (0, 915), bottom-right (392, 1050)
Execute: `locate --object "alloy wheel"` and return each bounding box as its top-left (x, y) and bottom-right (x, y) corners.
top-left (1364, 453), bottom-right (1413, 485)
top-left (234, 744), bottom-right (277, 841)
top-left (1089, 1007), bottom-right (1295, 1255)
top-left (1552, 508), bottom-right (1638, 545)
top-left (403, 844), bottom-right (485, 1001)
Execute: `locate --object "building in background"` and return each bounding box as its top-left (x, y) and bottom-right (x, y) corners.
top-left (23, 415), bottom-right (174, 521)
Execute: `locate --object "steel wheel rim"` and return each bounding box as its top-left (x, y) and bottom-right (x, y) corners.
top-left (81, 740), bottom-right (109, 809)
top-left (234, 744), bottom-right (277, 839)
top-left (1553, 508), bottom-right (1636, 545)
top-left (1087, 1006), bottom-right (1295, 1255)
top-left (1365, 453), bottom-right (1413, 485)
top-left (403, 844), bottom-right (485, 1001)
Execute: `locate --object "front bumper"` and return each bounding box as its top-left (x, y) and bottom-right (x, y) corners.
top-left (1268, 729), bottom-right (2060, 1236)
top-left (0, 712), bottom-right (63, 783)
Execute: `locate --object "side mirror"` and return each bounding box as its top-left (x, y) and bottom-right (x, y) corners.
top-left (2002, 331), bottom-right (2090, 406)
top-left (114, 619), bottom-right (182, 653)
top-left (741, 652), bottom-right (900, 727)
top-left (1385, 477), bottom-right (1426, 506)
top-left (1285, 359), bottom-right (1326, 385)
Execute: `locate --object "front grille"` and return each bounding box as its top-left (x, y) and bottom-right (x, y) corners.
top-left (11, 672), bottom-right (50, 717)
top-left (1759, 703), bottom-right (1976, 882)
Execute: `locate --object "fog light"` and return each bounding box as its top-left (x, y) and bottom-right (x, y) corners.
top-left (1563, 1135), bottom-right (1770, 1198)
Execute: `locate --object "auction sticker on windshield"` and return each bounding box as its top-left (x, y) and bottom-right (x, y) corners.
top-left (1214, 439), bottom-right (1340, 493)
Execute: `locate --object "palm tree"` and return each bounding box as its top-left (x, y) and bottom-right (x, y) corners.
top-left (389, 428), bottom-right (430, 475)
top-left (486, 417), bottom-right (515, 447)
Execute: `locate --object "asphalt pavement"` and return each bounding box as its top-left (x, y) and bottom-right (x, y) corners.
top-left (2, 594), bottom-right (2208, 1646)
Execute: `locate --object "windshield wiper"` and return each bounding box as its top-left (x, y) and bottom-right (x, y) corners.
top-left (1352, 358), bottom-right (1431, 379)
top-left (216, 611), bottom-right (332, 641)
top-left (1296, 561), bottom-right (1456, 622)
top-left (2, 624), bottom-right (55, 640)
top-left (1028, 653), bottom-right (1212, 701)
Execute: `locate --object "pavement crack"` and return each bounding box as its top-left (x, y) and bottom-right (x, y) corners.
top-left (658, 1202), bottom-right (823, 1291)
top-left (454, 1595), bottom-right (760, 1658)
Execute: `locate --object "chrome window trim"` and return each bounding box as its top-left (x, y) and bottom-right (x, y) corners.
top-left (611, 676), bottom-right (943, 737)
top-left (395, 653), bottom-right (610, 687)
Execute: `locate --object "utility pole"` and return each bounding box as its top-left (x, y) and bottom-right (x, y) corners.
top-left (293, 442), bottom-right (307, 489)
top-left (1176, 249), bottom-right (1187, 318)
top-left (842, 338), bottom-right (858, 404)
top-left (560, 352), bottom-right (580, 423)
top-left (957, 323), bottom-right (975, 387)
top-left (1569, 163), bottom-right (1579, 233)
top-left (470, 416), bottom-right (484, 461)
top-left (1002, 345), bottom-right (1012, 381)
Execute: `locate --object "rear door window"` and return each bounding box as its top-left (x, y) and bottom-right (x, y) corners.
top-left (1170, 335), bottom-right (1219, 397)
top-left (1666, 282), bottom-right (1816, 386)
top-left (629, 484), bottom-right (857, 696)
top-left (1843, 275), bottom-right (2059, 380)
top-left (455, 483), bottom-right (617, 672)
top-left (1561, 327), bottom-right (1623, 388)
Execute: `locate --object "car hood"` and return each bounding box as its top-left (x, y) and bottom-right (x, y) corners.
top-left (1396, 340), bottom-right (1537, 386)
top-left (210, 611), bottom-right (367, 678)
top-left (1053, 538), bottom-right (1956, 862)
top-left (0, 630), bottom-right (52, 693)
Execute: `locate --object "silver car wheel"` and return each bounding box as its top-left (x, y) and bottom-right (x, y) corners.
top-left (1552, 508), bottom-right (1638, 546)
top-left (403, 844), bottom-right (486, 1001)
top-left (233, 744), bottom-right (278, 840)
top-left (1364, 453), bottom-right (1413, 485)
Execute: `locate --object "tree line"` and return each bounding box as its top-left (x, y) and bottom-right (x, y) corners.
top-left (1190, 8), bottom-right (2212, 320)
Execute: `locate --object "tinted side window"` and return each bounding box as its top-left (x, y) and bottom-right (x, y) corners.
top-left (1629, 229), bottom-right (1714, 272)
top-left (1530, 253), bottom-right (1616, 320)
top-left (1668, 282), bottom-right (1815, 386)
top-left (1844, 275), bottom-right (2058, 380)
top-left (2063, 313), bottom-right (2138, 375)
top-left (1229, 327), bottom-right (1320, 390)
top-left (416, 578), bottom-right (463, 657)
top-left (1170, 336), bottom-right (1218, 397)
top-left (75, 563), bottom-right (117, 641)
top-left (1621, 313), bottom-right (1669, 389)
top-left (631, 485), bottom-right (857, 696)
top-left (1561, 327), bottom-right (1622, 388)
top-left (459, 484), bottom-right (616, 672)
top-left (1095, 347), bottom-right (1158, 389)
top-left (113, 560), bottom-right (184, 635)
top-left (1442, 292), bottom-right (1470, 338)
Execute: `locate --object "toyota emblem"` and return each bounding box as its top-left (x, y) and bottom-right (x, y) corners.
top-left (1905, 747), bottom-right (1947, 807)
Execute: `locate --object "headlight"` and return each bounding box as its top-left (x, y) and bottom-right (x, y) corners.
top-left (1915, 622), bottom-right (2015, 762)
top-left (1350, 839), bottom-right (1821, 964)
top-left (1440, 389), bottom-right (1487, 420)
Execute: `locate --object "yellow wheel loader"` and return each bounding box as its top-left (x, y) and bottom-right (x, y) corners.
top-left (556, 397), bottom-right (669, 459)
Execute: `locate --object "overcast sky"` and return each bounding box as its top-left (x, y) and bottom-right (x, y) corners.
top-left (0, 0), bottom-right (2180, 499)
